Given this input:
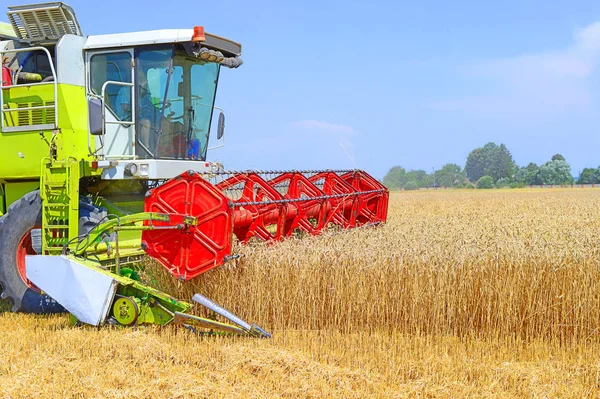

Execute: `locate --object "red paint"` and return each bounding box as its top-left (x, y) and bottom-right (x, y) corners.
top-left (142, 172), bottom-right (233, 280)
top-left (1, 66), bottom-right (11, 87)
top-left (16, 228), bottom-right (40, 292)
top-left (143, 170), bottom-right (389, 280)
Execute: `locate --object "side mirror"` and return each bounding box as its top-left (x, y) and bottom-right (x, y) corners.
top-left (88, 97), bottom-right (103, 136)
top-left (217, 111), bottom-right (225, 140)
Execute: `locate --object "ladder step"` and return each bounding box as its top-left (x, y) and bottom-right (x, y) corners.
top-left (45, 240), bottom-right (68, 245)
top-left (46, 163), bottom-right (68, 169)
top-left (44, 249), bottom-right (63, 254)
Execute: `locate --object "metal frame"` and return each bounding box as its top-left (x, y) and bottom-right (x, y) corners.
top-left (100, 80), bottom-right (135, 159)
top-left (85, 48), bottom-right (135, 159)
top-left (0, 46), bottom-right (58, 133)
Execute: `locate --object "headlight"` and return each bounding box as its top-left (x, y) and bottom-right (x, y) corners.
top-left (139, 163), bottom-right (149, 177)
top-left (124, 163), bottom-right (138, 176)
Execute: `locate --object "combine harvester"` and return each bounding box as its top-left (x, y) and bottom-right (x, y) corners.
top-left (0, 2), bottom-right (388, 336)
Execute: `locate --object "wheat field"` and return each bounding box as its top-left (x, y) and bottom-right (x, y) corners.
top-left (2, 189), bottom-right (600, 398)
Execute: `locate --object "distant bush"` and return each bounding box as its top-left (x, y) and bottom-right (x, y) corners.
top-left (495, 177), bottom-right (510, 188)
top-left (403, 181), bottom-right (419, 191)
top-left (465, 183), bottom-right (476, 189)
top-left (476, 176), bottom-right (494, 189)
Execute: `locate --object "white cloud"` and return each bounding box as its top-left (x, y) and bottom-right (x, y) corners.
top-left (431, 22), bottom-right (600, 118)
top-left (289, 119), bottom-right (356, 135)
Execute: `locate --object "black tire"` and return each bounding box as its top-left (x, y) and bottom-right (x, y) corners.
top-left (0, 190), bottom-right (64, 313)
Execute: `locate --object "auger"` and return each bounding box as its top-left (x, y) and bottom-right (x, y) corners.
top-left (0, 2), bottom-right (388, 336)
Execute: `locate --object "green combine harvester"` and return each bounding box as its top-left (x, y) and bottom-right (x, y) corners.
top-left (0, 2), bottom-right (388, 336)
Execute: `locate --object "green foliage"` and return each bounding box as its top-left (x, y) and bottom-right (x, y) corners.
top-left (465, 147), bottom-right (486, 182)
top-left (464, 183), bottom-right (476, 189)
top-left (465, 142), bottom-right (516, 183)
top-left (406, 169), bottom-right (433, 188)
top-left (383, 166), bottom-right (435, 189)
top-left (403, 181), bottom-right (419, 191)
top-left (495, 177), bottom-right (511, 187)
top-left (435, 163), bottom-right (465, 187)
top-left (382, 166), bottom-right (407, 189)
top-left (576, 167), bottom-right (600, 184)
top-left (514, 163), bottom-right (540, 185)
top-left (476, 175), bottom-right (494, 189)
top-left (383, 147), bottom-right (579, 190)
top-left (538, 160), bottom-right (574, 185)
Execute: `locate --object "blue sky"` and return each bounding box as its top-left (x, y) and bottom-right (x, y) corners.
top-left (19, 0), bottom-right (600, 178)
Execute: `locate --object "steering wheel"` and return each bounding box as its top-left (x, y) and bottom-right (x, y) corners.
top-left (139, 100), bottom-right (173, 119)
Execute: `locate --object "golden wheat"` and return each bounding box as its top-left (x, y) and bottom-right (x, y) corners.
top-left (2, 188), bottom-right (600, 398)
top-left (156, 189), bottom-right (600, 343)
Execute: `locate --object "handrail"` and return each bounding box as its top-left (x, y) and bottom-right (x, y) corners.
top-left (0, 46), bottom-right (58, 132)
top-left (5, 105), bottom-right (54, 112)
top-left (97, 80), bottom-right (135, 161)
top-left (100, 80), bottom-right (135, 136)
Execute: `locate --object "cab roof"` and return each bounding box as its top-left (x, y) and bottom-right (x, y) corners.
top-left (84, 29), bottom-right (242, 57)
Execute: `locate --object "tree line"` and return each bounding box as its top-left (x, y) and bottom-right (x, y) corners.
top-left (382, 142), bottom-right (588, 190)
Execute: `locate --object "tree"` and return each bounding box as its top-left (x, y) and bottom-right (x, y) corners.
top-left (382, 166), bottom-right (407, 189)
top-left (465, 147), bottom-right (487, 182)
top-left (495, 177), bottom-right (510, 187)
top-left (383, 167), bottom-right (437, 189)
top-left (405, 169), bottom-right (432, 188)
top-left (577, 168), bottom-right (598, 184)
top-left (538, 160), bottom-right (574, 185)
top-left (465, 142), bottom-right (516, 183)
top-left (476, 175), bottom-right (494, 189)
top-left (551, 154), bottom-right (565, 162)
top-left (514, 163), bottom-right (540, 185)
top-left (403, 181), bottom-right (419, 191)
top-left (488, 144), bottom-right (516, 182)
top-left (435, 163), bottom-right (465, 187)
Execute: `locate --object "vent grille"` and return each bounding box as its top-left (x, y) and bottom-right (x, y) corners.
top-left (7, 2), bottom-right (82, 43)
top-left (16, 101), bottom-right (54, 126)
top-left (46, 101), bottom-right (55, 123)
top-left (17, 103), bottom-right (30, 126)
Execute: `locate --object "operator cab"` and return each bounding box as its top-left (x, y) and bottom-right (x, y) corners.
top-left (85, 27), bottom-right (241, 166)
top-left (89, 44), bottom-right (222, 161)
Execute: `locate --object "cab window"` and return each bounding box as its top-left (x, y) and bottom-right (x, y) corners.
top-left (90, 52), bottom-right (132, 121)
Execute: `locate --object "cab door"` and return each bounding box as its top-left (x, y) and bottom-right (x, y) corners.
top-left (87, 49), bottom-right (135, 159)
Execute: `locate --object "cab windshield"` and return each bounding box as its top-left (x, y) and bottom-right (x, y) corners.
top-left (134, 46), bottom-right (220, 160)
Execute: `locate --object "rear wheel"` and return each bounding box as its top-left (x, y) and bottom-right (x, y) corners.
top-left (0, 191), bottom-right (63, 313)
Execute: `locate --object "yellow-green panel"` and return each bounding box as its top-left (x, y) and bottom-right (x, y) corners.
top-left (56, 84), bottom-right (94, 160)
top-left (0, 22), bottom-right (15, 39)
top-left (1, 84), bottom-right (55, 127)
top-left (0, 127), bottom-right (52, 179)
top-left (0, 84), bottom-right (96, 180)
top-left (4, 181), bottom-right (39, 210)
